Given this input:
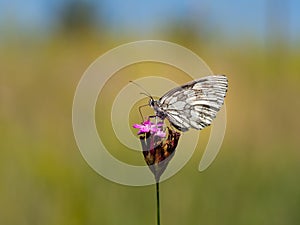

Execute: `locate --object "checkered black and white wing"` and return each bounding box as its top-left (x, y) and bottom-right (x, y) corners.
top-left (157, 75), bottom-right (228, 131)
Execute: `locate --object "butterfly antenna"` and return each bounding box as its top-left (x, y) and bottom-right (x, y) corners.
top-left (129, 80), bottom-right (152, 98)
top-left (129, 80), bottom-right (154, 121)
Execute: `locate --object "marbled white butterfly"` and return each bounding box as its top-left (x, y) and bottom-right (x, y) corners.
top-left (148, 75), bottom-right (228, 132)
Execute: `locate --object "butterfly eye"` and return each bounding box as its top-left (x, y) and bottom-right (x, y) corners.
top-left (149, 98), bottom-right (154, 107)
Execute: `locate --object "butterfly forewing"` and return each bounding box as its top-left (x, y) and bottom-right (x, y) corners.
top-left (156, 75), bottom-right (228, 131)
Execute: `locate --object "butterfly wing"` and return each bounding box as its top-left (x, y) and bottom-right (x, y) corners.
top-left (157, 75), bottom-right (228, 131)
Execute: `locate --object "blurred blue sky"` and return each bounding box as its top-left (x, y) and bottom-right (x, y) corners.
top-left (0, 0), bottom-right (299, 42)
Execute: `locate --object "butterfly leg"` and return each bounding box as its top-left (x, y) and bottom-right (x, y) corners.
top-left (148, 115), bottom-right (158, 120)
top-left (138, 104), bottom-right (150, 122)
top-left (148, 115), bottom-right (166, 132)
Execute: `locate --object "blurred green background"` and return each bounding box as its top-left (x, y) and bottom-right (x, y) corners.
top-left (1, 1), bottom-right (300, 225)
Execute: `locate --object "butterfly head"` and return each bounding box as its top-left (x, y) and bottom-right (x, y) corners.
top-left (149, 97), bottom-right (160, 109)
top-left (149, 97), bottom-right (166, 119)
top-left (149, 97), bottom-right (155, 107)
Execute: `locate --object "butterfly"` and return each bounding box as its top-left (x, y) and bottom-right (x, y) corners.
top-left (148, 75), bottom-right (228, 132)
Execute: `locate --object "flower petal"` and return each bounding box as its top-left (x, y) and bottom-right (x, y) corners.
top-left (155, 130), bottom-right (166, 138)
top-left (142, 119), bottom-right (151, 126)
top-left (133, 124), bottom-right (142, 129)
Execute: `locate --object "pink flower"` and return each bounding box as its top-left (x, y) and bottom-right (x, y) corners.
top-left (133, 119), bottom-right (166, 137)
top-left (133, 120), bottom-right (152, 134)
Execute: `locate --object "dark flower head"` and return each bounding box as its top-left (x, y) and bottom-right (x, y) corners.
top-left (133, 119), bottom-right (181, 182)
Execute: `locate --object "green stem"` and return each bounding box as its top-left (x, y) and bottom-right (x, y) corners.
top-left (156, 182), bottom-right (160, 225)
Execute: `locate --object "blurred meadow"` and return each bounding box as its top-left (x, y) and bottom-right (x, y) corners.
top-left (1, 1), bottom-right (300, 225)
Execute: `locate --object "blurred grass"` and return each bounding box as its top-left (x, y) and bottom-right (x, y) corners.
top-left (0, 33), bottom-right (300, 225)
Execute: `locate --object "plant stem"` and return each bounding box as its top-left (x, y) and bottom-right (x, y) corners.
top-left (156, 182), bottom-right (160, 225)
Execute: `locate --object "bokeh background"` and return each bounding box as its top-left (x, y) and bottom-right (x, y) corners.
top-left (1, 1), bottom-right (300, 225)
